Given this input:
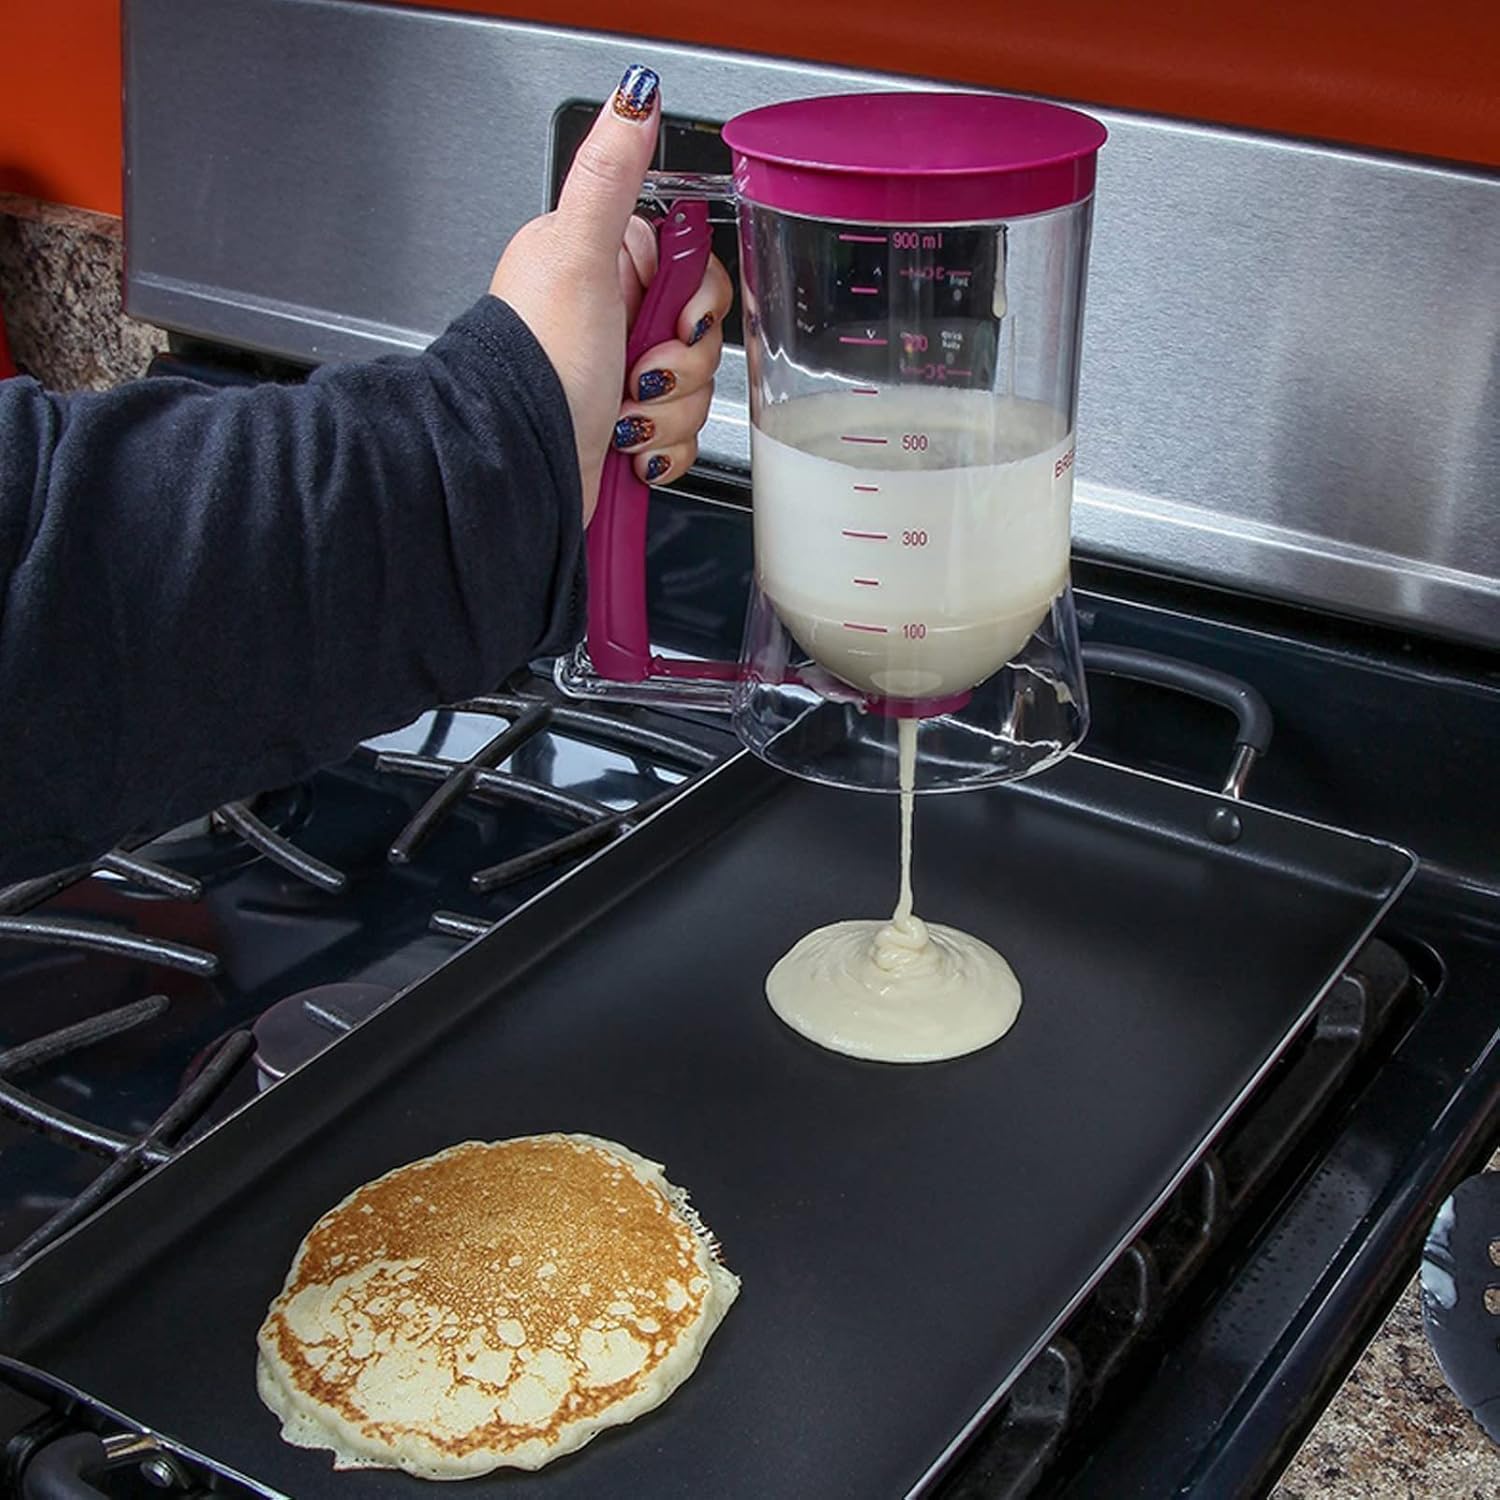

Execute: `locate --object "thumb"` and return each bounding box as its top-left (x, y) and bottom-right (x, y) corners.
top-left (555, 66), bottom-right (661, 264)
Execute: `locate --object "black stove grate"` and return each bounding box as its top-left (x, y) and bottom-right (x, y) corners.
top-left (0, 855), bottom-right (218, 974)
top-left (213, 800), bottom-right (348, 892)
top-left (0, 683), bottom-right (725, 1284)
top-left (380, 692), bottom-right (719, 907)
top-left (935, 938), bottom-right (1422, 1499)
top-left (0, 1009), bottom-right (254, 1275)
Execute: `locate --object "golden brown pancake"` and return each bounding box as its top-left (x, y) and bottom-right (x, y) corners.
top-left (256, 1134), bottom-right (738, 1477)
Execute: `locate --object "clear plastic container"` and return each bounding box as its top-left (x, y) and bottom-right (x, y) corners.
top-left (559, 91), bottom-right (1107, 795)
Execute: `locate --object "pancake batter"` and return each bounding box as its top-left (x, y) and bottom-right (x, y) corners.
top-left (766, 720), bottom-right (1021, 1063)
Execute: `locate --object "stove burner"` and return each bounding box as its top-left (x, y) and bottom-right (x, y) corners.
top-left (251, 983), bottom-right (397, 1089)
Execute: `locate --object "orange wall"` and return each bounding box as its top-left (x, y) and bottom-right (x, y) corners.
top-left (1, 0), bottom-right (122, 214)
top-left (4, 0), bottom-right (1497, 217)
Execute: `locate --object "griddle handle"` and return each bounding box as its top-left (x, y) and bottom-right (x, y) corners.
top-left (1081, 644), bottom-right (1273, 799)
top-left (20, 1433), bottom-right (107, 1500)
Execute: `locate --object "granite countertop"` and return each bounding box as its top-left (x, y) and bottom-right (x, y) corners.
top-left (0, 192), bottom-right (166, 390)
top-left (1274, 1156), bottom-right (1500, 1499)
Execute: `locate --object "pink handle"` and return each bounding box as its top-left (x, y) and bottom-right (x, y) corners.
top-left (585, 200), bottom-right (713, 681)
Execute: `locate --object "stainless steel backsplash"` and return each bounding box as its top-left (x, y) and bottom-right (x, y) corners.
top-left (123, 0), bottom-right (1500, 648)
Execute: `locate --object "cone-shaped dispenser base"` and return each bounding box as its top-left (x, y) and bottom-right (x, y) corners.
top-left (731, 581), bottom-right (1089, 793)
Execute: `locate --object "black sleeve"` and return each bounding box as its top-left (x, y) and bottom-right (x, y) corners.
top-left (0, 296), bottom-right (585, 882)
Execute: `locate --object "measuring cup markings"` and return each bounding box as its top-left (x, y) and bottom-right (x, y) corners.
top-left (745, 178), bottom-right (1086, 703)
top-left (756, 416), bottom-right (1072, 692)
top-left (900, 364), bottom-right (972, 383)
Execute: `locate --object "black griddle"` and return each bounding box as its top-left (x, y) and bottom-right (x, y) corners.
top-left (0, 750), bottom-right (1413, 1499)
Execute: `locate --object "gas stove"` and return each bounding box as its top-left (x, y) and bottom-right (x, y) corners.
top-left (1, 481), bottom-right (1496, 1498)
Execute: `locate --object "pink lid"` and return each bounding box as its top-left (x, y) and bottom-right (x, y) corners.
top-left (722, 92), bottom-right (1107, 224)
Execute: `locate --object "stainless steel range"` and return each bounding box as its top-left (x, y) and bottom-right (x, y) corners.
top-left (0, 1), bottom-right (1496, 1497)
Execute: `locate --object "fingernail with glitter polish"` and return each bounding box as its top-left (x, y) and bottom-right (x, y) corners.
top-left (613, 65), bottom-right (659, 122)
top-left (645, 454), bottom-right (671, 482)
top-left (614, 415), bottom-right (655, 449)
top-left (637, 369), bottom-right (677, 401)
top-left (686, 311), bottom-right (715, 347)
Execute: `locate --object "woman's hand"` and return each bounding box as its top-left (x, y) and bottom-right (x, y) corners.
top-left (489, 66), bottom-right (733, 523)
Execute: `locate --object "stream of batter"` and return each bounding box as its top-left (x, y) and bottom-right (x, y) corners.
top-left (765, 720), bottom-right (1022, 1063)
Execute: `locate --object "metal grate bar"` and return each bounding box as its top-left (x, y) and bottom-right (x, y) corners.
top-left (385, 704), bottom-right (552, 863)
top-left (0, 916), bottom-right (219, 975)
top-left (0, 994), bottom-right (180, 1162)
top-left (0, 996), bottom-right (170, 1078)
top-left (143, 1028), bottom-right (254, 1147)
top-left (466, 776), bottom-right (691, 893)
top-left (429, 911), bottom-right (493, 940)
top-left (0, 864), bottom-right (93, 915)
top-left (1, 846), bottom-right (202, 915)
top-left (468, 818), bottom-right (628, 893)
top-left (379, 753), bottom-right (614, 824)
top-left (459, 694), bottom-right (716, 768)
top-left (383, 685), bottom-right (724, 903)
top-left (0, 1087), bottom-right (159, 1162)
top-left (97, 850), bottom-right (202, 901)
top-left (0, 1031), bottom-right (255, 1273)
top-left (469, 769), bottom-right (615, 822)
top-left (216, 801), bottom-right (347, 893)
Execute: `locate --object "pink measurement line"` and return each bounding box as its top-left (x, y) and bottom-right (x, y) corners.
top-left (948, 367), bottom-right (972, 376)
top-left (841, 435), bottom-right (888, 445)
top-left (853, 578), bottom-right (881, 587)
top-left (842, 529), bottom-right (888, 539)
top-left (851, 386), bottom-right (880, 395)
top-left (850, 285), bottom-right (880, 295)
top-left (839, 335), bottom-right (889, 347)
top-left (842, 621), bottom-right (889, 634)
top-left (839, 233), bottom-right (888, 244)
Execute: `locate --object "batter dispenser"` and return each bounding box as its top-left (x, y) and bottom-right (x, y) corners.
top-left (557, 91), bottom-right (1107, 794)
